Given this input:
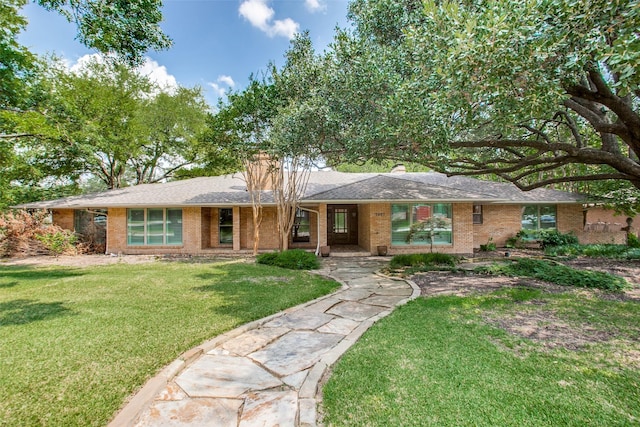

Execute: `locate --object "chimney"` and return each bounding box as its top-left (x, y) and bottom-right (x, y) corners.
top-left (390, 164), bottom-right (406, 173)
top-left (245, 152), bottom-right (279, 191)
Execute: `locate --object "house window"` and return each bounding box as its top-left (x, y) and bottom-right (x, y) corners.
top-left (521, 205), bottom-right (556, 230)
top-left (127, 208), bottom-right (182, 245)
top-left (219, 208), bottom-right (233, 244)
top-left (473, 204), bottom-right (483, 224)
top-left (391, 203), bottom-right (453, 246)
top-left (292, 208), bottom-right (310, 242)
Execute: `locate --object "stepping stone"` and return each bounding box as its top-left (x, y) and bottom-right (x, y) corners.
top-left (249, 331), bottom-right (343, 376)
top-left (135, 398), bottom-right (241, 427)
top-left (317, 318), bottom-right (360, 335)
top-left (176, 355), bottom-right (282, 398)
top-left (239, 391), bottom-right (297, 427)
top-left (326, 301), bottom-right (388, 321)
top-left (263, 311), bottom-right (334, 330)
top-left (220, 327), bottom-right (289, 356)
top-left (361, 295), bottom-right (407, 307)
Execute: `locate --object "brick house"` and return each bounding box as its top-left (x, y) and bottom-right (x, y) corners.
top-left (18, 169), bottom-right (626, 256)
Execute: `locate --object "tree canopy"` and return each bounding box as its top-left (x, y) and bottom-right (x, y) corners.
top-left (239, 0), bottom-right (639, 212)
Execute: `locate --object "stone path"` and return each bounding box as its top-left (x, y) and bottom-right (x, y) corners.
top-left (110, 257), bottom-right (420, 427)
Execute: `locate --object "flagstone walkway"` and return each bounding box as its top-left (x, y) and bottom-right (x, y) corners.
top-left (110, 257), bottom-right (420, 427)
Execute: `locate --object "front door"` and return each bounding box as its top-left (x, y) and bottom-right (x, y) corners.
top-left (327, 204), bottom-right (358, 245)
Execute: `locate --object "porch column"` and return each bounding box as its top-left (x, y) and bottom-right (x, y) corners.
top-left (233, 206), bottom-right (241, 251)
top-left (318, 204), bottom-right (327, 247)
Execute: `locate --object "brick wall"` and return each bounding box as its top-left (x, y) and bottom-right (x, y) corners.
top-left (473, 204), bottom-right (522, 248)
top-left (52, 209), bottom-right (75, 231)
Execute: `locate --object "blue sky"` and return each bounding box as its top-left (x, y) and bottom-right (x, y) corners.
top-left (18, 0), bottom-right (350, 106)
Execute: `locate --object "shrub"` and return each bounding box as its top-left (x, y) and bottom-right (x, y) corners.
top-left (479, 237), bottom-right (497, 252)
top-left (0, 209), bottom-right (77, 257)
top-left (35, 230), bottom-right (78, 257)
top-left (389, 253), bottom-right (457, 269)
top-left (627, 232), bottom-right (640, 248)
top-left (539, 230), bottom-right (579, 248)
top-left (256, 249), bottom-right (320, 270)
top-left (475, 258), bottom-right (628, 291)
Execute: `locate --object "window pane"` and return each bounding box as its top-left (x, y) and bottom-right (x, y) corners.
top-left (333, 208), bottom-right (348, 233)
top-left (127, 209), bottom-right (145, 245)
top-left (147, 208), bottom-right (164, 245)
top-left (539, 205), bottom-right (556, 229)
top-left (219, 208), bottom-right (233, 226)
top-left (219, 208), bottom-right (233, 244)
top-left (393, 203), bottom-right (452, 246)
top-left (521, 205), bottom-right (539, 230)
top-left (391, 205), bottom-right (410, 245)
top-left (293, 209), bottom-right (310, 242)
top-left (166, 209), bottom-right (183, 245)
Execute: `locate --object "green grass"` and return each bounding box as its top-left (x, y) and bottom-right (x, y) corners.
top-left (0, 260), bottom-right (339, 426)
top-left (322, 290), bottom-right (640, 426)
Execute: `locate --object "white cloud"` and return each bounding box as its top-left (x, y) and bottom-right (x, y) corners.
top-left (238, 0), bottom-right (299, 39)
top-left (217, 75), bottom-right (236, 87)
top-left (137, 58), bottom-right (178, 92)
top-left (69, 54), bottom-right (178, 93)
top-left (270, 18), bottom-right (299, 39)
top-left (208, 75), bottom-right (236, 99)
top-left (305, 0), bottom-right (326, 13)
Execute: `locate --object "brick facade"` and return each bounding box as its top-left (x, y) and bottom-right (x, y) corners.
top-left (53, 202), bottom-right (626, 256)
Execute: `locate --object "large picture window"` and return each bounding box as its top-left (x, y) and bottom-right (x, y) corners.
top-left (521, 205), bottom-right (557, 230)
top-left (127, 208), bottom-right (182, 245)
top-left (391, 203), bottom-right (452, 246)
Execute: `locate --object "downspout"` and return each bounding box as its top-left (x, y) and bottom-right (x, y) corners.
top-left (299, 207), bottom-right (321, 256)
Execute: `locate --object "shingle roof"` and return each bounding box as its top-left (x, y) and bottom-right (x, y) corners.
top-left (17, 170), bottom-right (587, 209)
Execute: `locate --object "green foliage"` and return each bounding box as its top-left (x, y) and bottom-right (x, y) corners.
top-left (479, 237), bottom-right (497, 252)
top-left (475, 259), bottom-right (628, 291)
top-left (627, 232), bottom-right (640, 248)
top-left (389, 252), bottom-right (457, 270)
top-left (545, 243), bottom-right (640, 260)
top-left (37, 0), bottom-right (171, 66)
top-left (34, 229), bottom-right (77, 257)
top-left (539, 230), bottom-right (579, 248)
top-left (256, 249), bottom-right (320, 270)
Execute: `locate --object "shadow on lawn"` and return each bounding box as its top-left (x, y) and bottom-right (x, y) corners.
top-left (0, 266), bottom-right (85, 282)
top-left (0, 299), bottom-right (74, 326)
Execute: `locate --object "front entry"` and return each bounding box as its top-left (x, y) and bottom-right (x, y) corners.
top-left (327, 204), bottom-right (358, 246)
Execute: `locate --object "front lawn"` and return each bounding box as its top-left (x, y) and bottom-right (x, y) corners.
top-left (322, 286), bottom-right (640, 426)
top-left (0, 259), bottom-right (338, 426)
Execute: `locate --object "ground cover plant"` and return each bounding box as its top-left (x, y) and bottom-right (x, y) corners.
top-left (388, 253), bottom-right (457, 272)
top-left (545, 243), bottom-right (640, 260)
top-left (0, 260), bottom-right (338, 426)
top-left (475, 258), bottom-right (629, 291)
top-left (322, 286), bottom-right (640, 426)
top-left (256, 248), bottom-right (320, 269)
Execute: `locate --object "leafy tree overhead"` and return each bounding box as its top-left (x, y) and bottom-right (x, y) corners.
top-left (36, 0), bottom-right (171, 66)
top-left (406, 0), bottom-right (640, 191)
top-left (272, 0), bottom-right (639, 212)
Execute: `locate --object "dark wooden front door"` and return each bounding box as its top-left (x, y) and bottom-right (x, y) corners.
top-left (327, 204), bottom-right (358, 245)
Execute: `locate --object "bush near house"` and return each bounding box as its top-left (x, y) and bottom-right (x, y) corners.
top-left (256, 249), bottom-right (320, 270)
